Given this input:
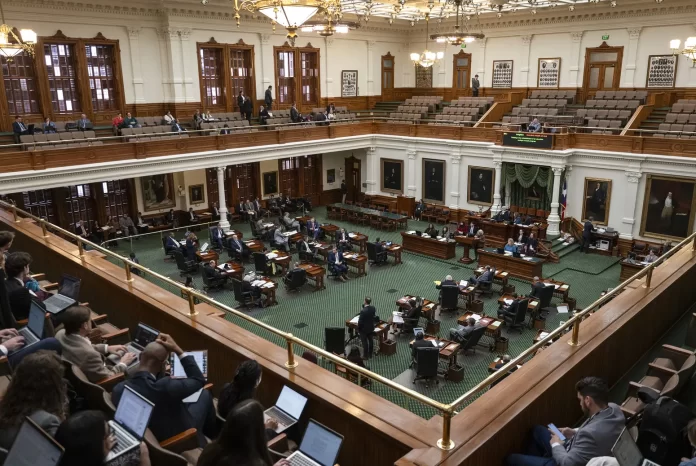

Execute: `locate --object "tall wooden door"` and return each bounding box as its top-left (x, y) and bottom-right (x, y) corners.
top-left (381, 53), bottom-right (395, 96)
top-left (453, 50), bottom-right (472, 92)
top-left (582, 42), bottom-right (623, 99)
top-left (345, 156), bottom-right (361, 203)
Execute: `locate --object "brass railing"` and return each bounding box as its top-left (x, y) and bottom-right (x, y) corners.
top-left (3, 198), bottom-right (695, 452)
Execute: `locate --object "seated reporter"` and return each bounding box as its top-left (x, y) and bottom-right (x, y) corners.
top-left (56, 305), bottom-right (136, 383)
top-left (55, 410), bottom-right (151, 466)
top-left (112, 333), bottom-right (217, 448)
top-left (505, 377), bottom-right (624, 466)
top-left (424, 223), bottom-right (438, 237)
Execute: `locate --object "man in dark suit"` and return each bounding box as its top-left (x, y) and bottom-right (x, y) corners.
top-left (581, 217), bottom-right (596, 253)
top-left (12, 116), bottom-right (32, 143)
top-left (529, 276), bottom-right (546, 298)
top-left (307, 217), bottom-right (321, 240)
top-left (471, 74), bottom-right (480, 97)
top-left (290, 103), bottom-right (301, 123)
top-left (243, 97), bottom-right (253, 122)
top-left (227, 234), bottom-right (249, 261)
top-left (449, 317), bottom-right (480, 343)
top-left (467, 222), bottom-right (477, 236)
top-left (436, 274), bottom-right (457, 290)
top-left (524, 233), bottom-right (539, 255)
top-left (237, 91), bottom-right (246, 114)
top-left (166, 209), bottom-right (177, 227)
top-left (77, 113), bottom-right (93, 131)
top-left (164, 232), bottom-right (180, 256)
top-left (328, 246), bottom-right (348, 282)
top-left (253, 198), bottom-right (265, 216)
top-left (357, 297), bottom-right (376, 360)
top-left (341, 180), bottom-right (347, 203)
top-left (298, 235), bottom-right (317, 262)
top-left (336, 228), bottom-right (351, 252)
top-left (372, 239), bottom-right (387, 264)
top-left (470, 266), bottom-right (495, 286)
top-left (75, 219), bottom-right (90, 239)
top-left (203, 260), bottom-right (227, 285)
top-left (5, 252), bottom-right (45, 321)
top-left (523, 215), bottom-right (533, 226)
top-left (284, 262), bottom-right (305, 290)
top-left (211, 223), bottom-right (226, 250)
top-left (411, 330), bottom-right (432, 361)
top-left (188, 208), bottom-right (198, 224)
top-left (498, 294), bottom-right (521, 319)
top-left (111, 333), bottom-right (217, 447)
top-left (264, 85), bottom-right (273, 111)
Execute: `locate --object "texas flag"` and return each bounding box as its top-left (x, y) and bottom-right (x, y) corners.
top-left (560, 178), bottom-right (567, 220)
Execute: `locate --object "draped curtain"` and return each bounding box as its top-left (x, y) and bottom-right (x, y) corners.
top-left (501, 163), bottom-right (555, 211)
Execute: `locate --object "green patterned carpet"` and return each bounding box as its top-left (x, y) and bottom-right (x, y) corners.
top-left (105, 207), bottom-right (621, 419)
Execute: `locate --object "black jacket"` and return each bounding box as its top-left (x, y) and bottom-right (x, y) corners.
top-left (6, 277), bottom-right (37, 321)
top-left (0, 270), bottom-right (17, 329)
top-left (583, 221), bottom-right (595, 238)
top-left (357, 305), bottom-right (376, 335)
top-left (237, 95), bottom-right (245, 111)
top-left (412, 338), bottom-right (432, 359)
top-left (203, 264), bottom-right (223, 280)
top-left (290, 107), bottom-right (300, 123)
top-left (436, 279), bottom-right (457, 289)
top-left (112, 355), bottom-right (205, 443)
top-left (264, 89), bottom-right (273, 107)
top-left (530, 281), bottom-right (546, 298)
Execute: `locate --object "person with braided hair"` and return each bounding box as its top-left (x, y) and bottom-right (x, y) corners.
top-left (218, 360), bottom-right (278, 439)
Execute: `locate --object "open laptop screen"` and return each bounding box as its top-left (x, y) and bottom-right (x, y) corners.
top-left (276, 385), bottom-right (308, 420)
top-left (299, 420), bottom-right (344, 466)
top-left (28, 302), bottom-right (46, 338)
top-left (58, 274), bottom-right (81, 300)
top-left (115, 386), bottom-right (154, 440)
top-left (133, 323), bottom-right (159, 348)
top-left (612, 427), bottom-right (643, 466)
top-left (4, 417), bottom-right (63, 466)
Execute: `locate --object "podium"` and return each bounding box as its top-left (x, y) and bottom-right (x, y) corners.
top-left (396, 196), bottom-right (415, 216)
top-left (455, 236), bottom-right (479, 264)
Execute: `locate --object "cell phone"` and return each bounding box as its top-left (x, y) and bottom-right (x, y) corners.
top-left (547, 423), bottom-right (566, 441)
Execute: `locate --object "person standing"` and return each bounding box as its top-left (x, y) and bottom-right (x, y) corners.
top-left (341, 180), bottom-right (347, 203)
top-left (264, 86), bottom-right (273, 111)
top-left (472, 74), bottom-right (480, 97)
top-left (581, 217), bottom-right (596, 254)
top-left (358, 297), bottom-right (376, 360)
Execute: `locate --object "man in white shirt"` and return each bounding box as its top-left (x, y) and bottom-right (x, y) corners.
top-left (136, 211), bottom-right (149, 234)
top-left (188, 208), bottom-right (198, 223)
top-left (55, 306), bottom-right (136, 382)
top-left (163, 111), bottom-right (175, 124)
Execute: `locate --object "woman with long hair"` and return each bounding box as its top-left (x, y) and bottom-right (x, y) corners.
top-left (217, 360), bottom-right (262, 418)
top-left (0, 351), bottom-right (67, 449)
top-left (198, 399), bottom-right (289, 466)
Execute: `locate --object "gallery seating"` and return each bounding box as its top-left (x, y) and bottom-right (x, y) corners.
top-left (529, 90), bottom-right (576, 102)
top-left (653, 100), bottom-right (696, 139)
top-left (19, 130), bottom-right (105, 151)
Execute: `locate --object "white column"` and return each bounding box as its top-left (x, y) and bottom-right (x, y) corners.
top-left (178, 28), bottom-right (195, 102)
top-left (259, 34), bottom-right (273, 99)
top-left (476, 38), bottom-right (487, 88)
top-left (492, 161), bottom-right (503, 215)
top-left (365, 147), bottom-right (379, 195)
top-left (126, 27), bottom-right (145, 104)
top-left (505, 178), bottom-right (512, 209)
top-left (156, 28), bottom-right (174, 103)
top-left (324, 38), bottom-right (334, 98)
top-left (689, 25), bottom-right (696, 86)
top-left (448, 151), bottom-right (461, 210)
top-left (622, 28), bottom-right (642, 88)
top-left (366, 41), bottom-right (376, 96)
top-left (217, 167), bottom-right (230, 231)
top-left (519, 35), bottom-right (533, 87)
top-left (621, 171), bottom-right (642, 240)
top-left (406, 147), bottom-right (417, 197)
top-left (546, 167), bottom-right (564, 235)
top-left (568, 32), bottom-right (583, 87)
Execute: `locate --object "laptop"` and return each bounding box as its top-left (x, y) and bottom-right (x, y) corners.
top-left (123, 323), bottom-right (160, 362)
top-left (496, 247), bottom-right (505, 254)
top-left (11, 302), bottom-right (46, 355)
top-left (264, 385), bottom-right (308, 433)
top-left (169, 350), bottom-right (209, 403)
top-left (200, 242), bottom-right (210, 253)
top-left (4, 416), bottom-right (64, 466)
top-left (512, 251), bottom-right (521, 258)
top-left (612, 427), bottom-right (661, 466)
top-left (42, 274), bottom-right (80, 314)
top-left (286, 419), bottom-right (344, 466)
top-left (415, 230), bottom-right (422, 236)
top-left (413, 327), bottom-right (424, 337)
top-left (106, 386), bottom-right (154, 462)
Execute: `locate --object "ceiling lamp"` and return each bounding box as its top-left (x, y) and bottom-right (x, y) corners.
top-left (410, 14), bottom-right (443, 68)
top-left (430, 0), bottom-right (484, 46)
top-left (300, 19), bottom-right (358, 36)
top-left (0, 0), bottom-right (36, 61)
top-left (671, 37), bottom-right (696, 67)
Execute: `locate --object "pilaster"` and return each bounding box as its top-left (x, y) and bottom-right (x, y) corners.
top-left (520, 35), bottom-right (533, 87)
top-left (365, 147), bottom-right (379, 195)
top-left (406, 147), bottom-right (417, 197)
top-left (448, 150), bottom-right (462, 210)
top-left (569, 32), bottom-right (583, 87)
top-left (621, 170), bottom-right (642, 240)
top-left (623, 28), bottom-right (642, 88)
top-left (366, 40), bottom-right (376, 96)
top-left (126, 27), bottom-right (145, 104)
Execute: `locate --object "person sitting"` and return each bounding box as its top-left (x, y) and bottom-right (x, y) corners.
top-left (136, 211), bottom-right (149, 234)
top-left (273, 227), bottom-right (289, 253)
top-left (505, 377), bottom-right (625, 466)
top-left (528, 118), bottom-right (542, 132)
top-left (253, 198), bottom-right (266, 217)
top-left (516, 229), bottom-right (526, 245)
top-left (529, 276), bottom-right (546, 298)
top-left (184, 232), bottom-right (198, 261)
top-left (56, 306), bottom-right (136, 383)
top-left (456, 222), bottom-right (467, 236)
top-left (228, 234), bottom-right (249, 261)
top-left (411, 330), bottom-right (432, 365)
top-left (75, 219), bottom-right (90, 240)
top-left (336, 228), bottom-right (351, 252)
top-left (166, 208), bottom-right (177, 226)
top-left (470, 265), bottom-right (495, 287)
top-left (372, 238), bottom-right (387, 264)
top-left (644, 249), bottom-right (658, 263)
top-left (129, 252), bottom-right (141, 277)
top-left (5, 252), bottom-right (45, 321)
top-left (42, 117), bottom-right (57, 134)
top-left (524, 233), bottom-right (539, 255)
top-left (513, 213), bottom-right (523, 225)
top-left (346, 345), bottom-right (367, 370)
top-left (282, 212), bottom-right (300, 230)
top-left (211, 222), bottom-right (226, 250)
top-left (219, 124), bottom-right (232, 135)
top-left (424, 223), bottom-right (438, 237)
top-left (56, 410), bottom-right (151, 466)
top-left (122, 112), bottom-right (139, 128)
top-left (0, 230), bottom-right (14, 259)
top-left (497, 294), bottom-right (521, 319)
top-left (193, 110), bottom-right (202, 129)
top-left (172, 118), bottom-right (186, 133)
top-left (298, 235), bottom-right (317, 262)
top-left (0, 351), bottom-right (67, 450)
top-left (495, 354), bottom-right (512, 370)
top-left (112, 112), bottom-right (124, 129)
top-left (259, 105), bottom-right (270, 125)
top-left (112, 333), bottom-right (217, 448)
top-left (204, 259), bottom-right (228, 287)
top-left (674, 419), bottom-right (696, 466)
top-left (449, 317), bottom-right (480, 344)
top-left (188, 207), bottom-right (199, 224)
top-left (77, 113), bottom-right (93, 130)
top-left (504, 238), bottom-right (518, 253)
top-left (523, 214), bottom-right (534, 226)
top-left (436, 274), bottom-right (457, 290)
top-left (165, 232), bottom-right (180, 256)
top-left (441, 226), bottom-right (451, 239)
top-left (12, 115), bottom-right (32, 143)
top-left (290, 103), bottom-right (301, 123)
top-left (307, 217), bottom-right (321, 240)
top-left (314, 110), bottom-right (328, 126)
top-left (468, 222), bottom-right (478, 236)
top-left (390, 298), bottom-right (418, 335)
top-left (198, 399), bottom-right (288, 466)
top-left (163, 110), bottom-right (175, 125)
top-left (284, 262), bottom-right (304, 289)
top-left (119, 215), bottom-right (138, 237)
top-left (328, 246), bottom-right (349, 282)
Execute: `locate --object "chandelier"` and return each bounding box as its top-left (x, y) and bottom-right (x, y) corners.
top-left (0, 0), bottom-right (36, 61)
top-left (410, 15), bottom-right (443, 68)
top-left (430, 0), bottom-right (484, 46)
top-left (300, 19), bottom-right (358, 37)
top-left (670, 37), bottom-right (696, 67)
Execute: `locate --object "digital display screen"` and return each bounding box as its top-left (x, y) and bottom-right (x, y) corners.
top-left (502, 132), bottom-right (554, 149)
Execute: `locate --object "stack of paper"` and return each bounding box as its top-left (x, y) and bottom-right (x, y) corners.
top-left (266, 253), bottom-right (278, 259)
top-left (500, 272), bottom-right (509, 276)
top-left (471, 314), bottom-right (482, 321)
top-left (459, 280), bottom-right (468, 286)
top-left (503, 299), bottom-right (513, 305)
top-left (349, 315), bottom-right (360, 324)
top-left (539, 332), bottom-right (550, 339)
top-left (263, 282), bottom-right (274, 288)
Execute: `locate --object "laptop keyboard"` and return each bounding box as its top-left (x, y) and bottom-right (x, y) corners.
top-left (18, 328), bottom-right (38, 345)
top-left (48, 294), bottom-right (73, 307)
top-left (110, 425), bottom-right (135, 455)
top-left (267, 407), bottom-right (294, 426)
top-left (289, 454), bottom-right (316, 466)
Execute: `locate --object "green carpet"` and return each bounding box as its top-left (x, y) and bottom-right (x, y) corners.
top-left (105, 207), bottom-right (622, 419)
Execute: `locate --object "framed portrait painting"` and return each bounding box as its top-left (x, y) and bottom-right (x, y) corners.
top-left (140, 174), bottom-right (176, 212)
top-left (263, 171), bottom-right (278, 196)
top-left (467, 166), bottom-right (494, 206)
top-left (646, 55), bottom-right (677, 88)
top-left (189, 184), bottom-right (205, 205)
top-left (640, 174), bottom-right (696, 240)
top-left (341, 70), bottom-right (358, 97)
top-left (422, 159), bottom-right (446, 204)
top-left (582, 178), bottom-right (611, 225)
top-left (538, 57), bottom-right (561, 89)
top-left (380, 158), bottom-right (403, 194)
top-left (526, 185), bottom-right (542, 201)
top-left (327, 169), bottom-right (336, 184)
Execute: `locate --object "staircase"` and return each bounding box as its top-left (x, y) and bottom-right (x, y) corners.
top-left (537, 241), bottom-right (560, 263)
top-left (371, 101), bottom-right (402, 114)
top-left (638, 106), bottom-right (671, 132)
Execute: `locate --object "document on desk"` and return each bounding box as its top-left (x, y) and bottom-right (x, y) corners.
top-left (503, 299), bottom-right (513, 305)
top-left (251, 280), bottom-right (265, 287)
top-left (539, 332), bottom-right (550, 339)
top-left (439, 238), bottom-right (447, 242)
top-left (348, 233), bottom-right (356, 238)
top-left (471, 314), bottom-right (482, 321)
top-left (349, 315), bottom-right (360, 324)
top-left (406, 231), bottom-right (416, 235)
top-left (262, 283), bottom-right (274, 289)
top-left (500, 272), bottom-right (509, 277)
top-left (530, 300), bottom-right (538, 307)
top-left (266, 253), bottom-right (278, 259)
top-left (459, 280), bottom-right (468, 287)
top-left (433, 280), bottom-right (441, 286)
top-left (523, 257), bottom-right (534, 261)
top-left (392, 312), bottom-right (404, 324)
top-left (557, 305), bottom-right (569, 314)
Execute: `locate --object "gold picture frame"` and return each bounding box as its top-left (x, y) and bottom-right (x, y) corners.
top-left (380, 158), bottom-right (404, 194)
top-left (467, 166), bottom-right (495, 206)
top-left (581, 177), bottom-right (612, 226)
top-left (262, 171), bottom-right (278, 196)
top-left (422, 158), bottom-right (446, 205)
top-left (640, 174), bottom-right (696, 241)
top-left (188, 184), bottom-right (205, 205)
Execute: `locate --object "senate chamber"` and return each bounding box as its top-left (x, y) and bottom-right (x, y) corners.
top-left (0, 0), bottom-right (696, 465)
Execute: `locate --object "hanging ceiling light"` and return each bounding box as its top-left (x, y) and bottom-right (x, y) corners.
top-left (430, 0), bottom-right (484, 46)
top-left (671, 37), bottom-right (696, 67)
top-left (300, 19), bottom-right (358, 36)
top-left (410, 14), bottom-right (443, 68)
top-left (0, 0), bottom-right (36, 61)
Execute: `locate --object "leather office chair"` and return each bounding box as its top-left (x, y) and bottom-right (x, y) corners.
top-left (327, 261), bottom-right (341, 280)
top-left (440, 286), bottom-right (459, 313)
top-left (402, 306), bottom-right (423, 333)
top-left (253, 252), bottom-right (270, 275)
top-left (232, 278), bottom-right (260, 309)
top-left (413, 347), bottom-right (440, 387)
top-left (201, 266), bottom-right (226, 291)
top-left (173, 250), bottom-right (198, 276)
top-left (501, 299), bottom-right (529, 333)
top-left (366, 242), bottom-right (387, 265)
top-left (477, 278), bottom-right (494, 298)
top-left (162, 238), bottom-right (177, 260)
top-left (460, 326), bottom-right (486, 356)
top-left (284, 269), bottom-right (307, 292)
top-left (537, 284), bottom-right (556, 317)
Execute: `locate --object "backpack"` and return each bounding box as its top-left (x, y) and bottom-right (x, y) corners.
top-left (636, 396), bottom-right (694, 466)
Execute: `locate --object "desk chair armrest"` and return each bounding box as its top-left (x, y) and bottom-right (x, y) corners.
top-left (30, 273), bottom-right (46, 281)
top-left (100, 328), bottom-right (130, 344)
top-left (203, 383), bottom-right (213, 392)
top-left (645, 364), bottom-right (677, 383)
top-left (16, 318), bottom-right (28, 326)
top-left (626, 381), bottom-right (660, 398)
top-left (0, 356), bottom-right (9, 376)
top-left (268, 433), bottom-right (288, 454)
top-left (95, 372), bottom-right (125, 391)
top-left (42, 282), bottom-right (59, 291)
top-left (91, 314), bottom-right (108, 324)
top-left (659, 344), bottom-right (694, 367)
top-left (160, 428), bottom-right (199, 453)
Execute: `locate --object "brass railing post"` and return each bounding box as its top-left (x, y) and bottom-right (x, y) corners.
top-left (644, 267), bottom-right (653, 288)
top-left (285, 334), bottom-right (298, 369)
top-left (77, 239), bottom-right (84, 257)
top-left (187, 290), bottom-right (199, 317)
top-left (437, 410), bottom-right (455, 450)
top-left (124, 261), bottom-right (133, 282)
top-left (11, 205), bottom-right (19, 223)
top-left (568, 318), bottom-right (581, 347)
top-left (40, 219), bottom-right (48, 238)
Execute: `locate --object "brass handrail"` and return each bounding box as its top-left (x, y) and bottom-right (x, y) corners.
top-left (99, 220), bottom-right (221, 247)
top-left (3, 198), bottom-right (694, 452)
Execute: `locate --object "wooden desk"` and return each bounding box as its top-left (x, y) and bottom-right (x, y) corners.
top-left (345, 317), bottom-right (390, 354)
top-left (400, 232), bottom-right (456, 259)
top-left (196, 250), bottom-right (219, 262)
top-left (396, 296), bottom-right (436, 319)
top-left (244, 239), bottom-right (265, 253)
top-left (477, 248), bottom-right (544, 281)
top-left (254, 277), bottom-right (278, 306)
top-left (349, 232), bottom-right (368, 253)
top-left (542, 279), bottom-right (570, 301)
top-left (533, 328), bottom-right (552, 344)
top-left (321, 224), bottom-right (340, 238)
top-left (621, 260), bottom-right (646, 282)
top-left (268, 251), bottom-right (292, 276)
top-left (458, 312), bottom-right (503, 343)
top-left (311, 242), bottom-right (332, 262)
top-left (217, 261), bottom-right (244, 280)
top-left (455, 236), bottom-right (480, 264)
top-left (343, 252), bottom-right (367, 277)
top-left (589, 230), bottom-right (619, 256)
top-left (409, 336), bottom-right (460, 369)
top-left (297, 262), bottom-right (326, 291)
top-left (475, 267), bottom-right (510, 289)
top-left (488, 357), bottom-right (523, 373)
top-left (498, 294), bottom-right (539, 316)
top-left (385, 243), bottom-right (403, 264)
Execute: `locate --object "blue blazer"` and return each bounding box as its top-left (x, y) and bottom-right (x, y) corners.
top-left (212, 228), bottom-right (225, 242)
top-left (328, 251), bottom-right (344, 264)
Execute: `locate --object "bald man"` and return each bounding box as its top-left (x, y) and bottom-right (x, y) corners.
top-left (111, 333), bottom-right (216, 447)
